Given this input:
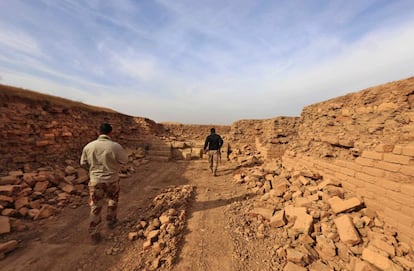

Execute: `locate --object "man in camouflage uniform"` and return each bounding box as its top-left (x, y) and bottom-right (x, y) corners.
top-left (80, 123), bottom-right (128, 244)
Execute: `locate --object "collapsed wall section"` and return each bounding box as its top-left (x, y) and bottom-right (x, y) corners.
top-left (229, 117), bottom-right (300, 159)
top-left (0, 86), bottom-right (165, 174)
top-left (282, 77), bottom-right (414, 243)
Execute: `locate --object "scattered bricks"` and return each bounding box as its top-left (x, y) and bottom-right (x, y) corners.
top-left (60, 184), bottom-right (75, 194)
top-left (393, 256), bottom-right (414, 270)
top-left (285, 206), bottom-right (313, 234)
top-left (362, 247), bottom-right (403, 271)
top-left (0, 185), bottom-right (20, 196)
top-left (294, 197), bottom-right (313, 208)
top-left (147, 230), bottom-right (160, 243)
top-left (14, 197), bottom-right (29, 210)
top-left (328, 196), bottom-right (363, 214)
top-left (270, 210), bottom-right (287, 228)
top-left (0, 240), bottom-right (18, 254)
top-left (0, 195), bottom-right (13, 203)
top-left (334, 215), bottom-right (361, 245)
top-left (0, 176), bottom-right (17, 185)
top-left (128, 232), bottom-right (138, 241)
top-left (361, 151), bottom-right (383, 160)
top-left (370, 238), bottom-right (395, 257)
top-left (159, 215), bottom-right (170, 225)
top-left (34, 204), bottom-right (57, 220)
top-left (9, 170), bottom-right (23, 177)
top-left (64, 166), bottom-right (77, 175)
top-left (298, 176), bottom-right (310, 185)
top-left (0, 216), bottom-right (11, 234)
top-left (63, 175), bottom-right (76, 184)
top-left (308, 260), bottom-right (332, 271)
top-left (143, 239), bottom-right (152, 250)
top-left (22, 173), bottom-right (37, 187)
top-left (317, 178), bottom-right (341, 190)
top-left (283, 262), bottom-right (307, 271)
top-left (249, 207), bottom-right (274, 220)
top-left (383, 153), bottom-right (411, 165)
top-left (286, 248), bottom-right (305, 264)
top-left (315, 235), bottom-right (337, 260)
top-left (33, 181), bottom-right (49, 193)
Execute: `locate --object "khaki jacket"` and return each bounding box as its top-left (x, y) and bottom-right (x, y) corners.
top-left (80, 135), bottom-right (128, 185)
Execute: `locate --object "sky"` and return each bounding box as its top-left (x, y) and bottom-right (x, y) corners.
top-left (1, 0), bottom-right (414, 124)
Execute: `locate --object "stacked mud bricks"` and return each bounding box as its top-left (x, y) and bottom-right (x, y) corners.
top-left (283, 77), bottom-right (414, 244)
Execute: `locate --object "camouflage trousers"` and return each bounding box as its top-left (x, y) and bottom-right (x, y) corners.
top-left (88, 181), bottom-right (120, 235)
top-left (208, 150), bottom-right (220, 175)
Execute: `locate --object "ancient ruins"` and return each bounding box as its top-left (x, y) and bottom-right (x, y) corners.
top-left (0, 77), bottom-right (413, 270)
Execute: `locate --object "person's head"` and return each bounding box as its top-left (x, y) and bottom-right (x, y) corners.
top-left (210, 128), bottom-right (216, 134)
top-left (99, 123), bottom-right (113, 135)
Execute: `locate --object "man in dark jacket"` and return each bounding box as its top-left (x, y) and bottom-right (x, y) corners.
top-left (203, 128), bottom-right (224, 176)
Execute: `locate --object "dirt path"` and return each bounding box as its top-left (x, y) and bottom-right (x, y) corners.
top-left (1, 159), bottom-right (255, 271)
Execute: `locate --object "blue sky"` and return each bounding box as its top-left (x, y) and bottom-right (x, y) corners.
top-left (1, 0), bottom-right (414, 124)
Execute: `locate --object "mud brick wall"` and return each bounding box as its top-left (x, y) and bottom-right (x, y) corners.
top-left (161, 123), bottom-right (231, 147)
top-left (230, 117), bottom-right (299, 159)
top-left (0, 87), bottom-right (165, 174)
top-left (282, 77), bottom-right (414, 243)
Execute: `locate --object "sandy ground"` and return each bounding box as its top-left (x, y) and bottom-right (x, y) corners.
top-left (1, 159), bottom-right (277, 271)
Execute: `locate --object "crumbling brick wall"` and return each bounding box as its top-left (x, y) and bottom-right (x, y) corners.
top-left (229, 117), bottom-right (299, 159)
top-left (282, 76), bottom-right (414, 243)
top-left (0, 85), bottom-right (165, 174)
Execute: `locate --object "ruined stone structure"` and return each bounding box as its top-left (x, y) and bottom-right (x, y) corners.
top-left (283, 77), bottom-right (414, 244)
top-left (1, 76), bottom-right (413, 249)
top-left (0, 85), bottom-right (166, 173)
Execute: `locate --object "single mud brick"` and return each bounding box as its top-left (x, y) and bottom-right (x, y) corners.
top-left (328, 196), bottom-right (363, 214)
top-left (249, 207), bottom-right (274, 220)
top-left (286, 248), bottom-right (305, 264)
top-left (269, 210), bottom-right (286, 228)
top-left (315, 235), bottom-right (337, 260)
top-left (362, 247), bottom-right (403, 271)
top-left (0, 216), bottom-right (11, 234)
top-left (334, 215), bottom-right (361, 245)
top-left (370, 238), bottom-right (395, 257)
top-left (308, 260), bottom-right (332, 271)
top-left (0, 240), bottom-right (18, 254)
top-left (283, 262), bottom-right (307, 271)
top-left (0, 176), bottom-right (17, 185)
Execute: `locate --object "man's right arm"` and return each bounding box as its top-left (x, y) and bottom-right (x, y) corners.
top-left (80, 148), bottom-right (90, 170)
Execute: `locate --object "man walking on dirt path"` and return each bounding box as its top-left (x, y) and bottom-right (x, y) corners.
top-left (203, 127), bottom-right (224, 176)
top-left (80, 123), bottom-right (128, 244)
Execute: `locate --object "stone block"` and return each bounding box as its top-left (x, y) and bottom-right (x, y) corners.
top-left (0, 216), bottom-right (11, 234)
top-left (334, 215), bottom-right (361, 245)
top-left (0, 240), bottom-right (18, 254)
top-left (328, 196), bottom-right (363, 214)
top-left (0, 176), bottom-right (17, 185)
top-left (269, 210), bottom-right (286, 228)
top-left (283, 262), bottom-right (307, 271)
top-left (362, 247), bottom-right (403, 271)
top-left (249, 207), bottom-right (274, 220)
top-left (370, 238), bottom-right (395, 257)
top-left (383, 153), bottom-right (411, 165)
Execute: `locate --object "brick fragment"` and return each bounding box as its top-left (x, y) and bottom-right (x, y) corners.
top-left (0, 240), bottom-right (18, 254)
top-left (283, 262), bottom-right (307, 271)
top-left (362, 247), bottom-right (403, 271)
top-left (328, 196), bottom-right (363, 214)
top-left (334, 215), bottom-right (361, 245)
top-left (0, 216), bottom-right (11, 234)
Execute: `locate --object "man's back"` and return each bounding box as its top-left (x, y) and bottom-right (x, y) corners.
top-left (204, 133), bottom-right (223, 150)
top-left (81, 135), bottom-right (128, 184)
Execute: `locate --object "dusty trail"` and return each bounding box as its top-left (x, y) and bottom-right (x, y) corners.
top-left (1, 159), bottom-right (252, 271)
top-left (174, 160), bottom-right (248, 271)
